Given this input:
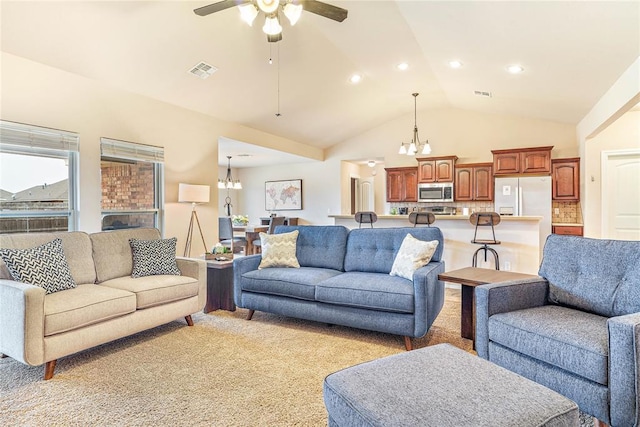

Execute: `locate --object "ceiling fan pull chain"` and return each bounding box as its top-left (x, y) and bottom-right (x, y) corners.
top-left (276, 43), bottom-right (282, 117)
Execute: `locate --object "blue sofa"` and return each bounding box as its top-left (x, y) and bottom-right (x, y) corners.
top-left (233, 225), bottom-right (445, 350)
top-left (476, 234), bottom-right (640, 426)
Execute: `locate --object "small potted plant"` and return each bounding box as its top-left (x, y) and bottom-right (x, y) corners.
top-left (205, 244), bottom-right (234, 260)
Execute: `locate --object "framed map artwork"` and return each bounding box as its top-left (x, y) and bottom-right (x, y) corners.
top-left (265, 179), bottom-right (302, 211)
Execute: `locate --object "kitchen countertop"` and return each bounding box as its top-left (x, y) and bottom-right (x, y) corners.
top-left (551, 222), bottom-right (583, 226)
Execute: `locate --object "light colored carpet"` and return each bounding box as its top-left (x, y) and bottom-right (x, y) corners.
top-left (0, 288), bottom-right (593, 426)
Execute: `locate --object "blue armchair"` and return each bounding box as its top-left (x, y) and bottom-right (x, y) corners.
top-left (475, 234), bottom-right (640, 427)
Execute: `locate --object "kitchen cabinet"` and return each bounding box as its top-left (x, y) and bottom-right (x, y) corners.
top-left (492, 146), bottom-right (553, 175)
top-left (552, 158), bottom-right (580, 201)
top-left (552, 225), bottom-right (583, 236)
top-left (416, 156), bottom-right (457, 183)
top-left (385, 167), bottom-right (418, 202)
top-left (454, 163), bottom-right (493, 201)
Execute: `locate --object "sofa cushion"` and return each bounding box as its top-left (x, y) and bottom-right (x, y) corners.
top-left (0, 238), bottom-right (77, 294)
top-left (99, 275), bottom-right (200, 309)
top-left (390, 235), bottom-right (439, 280)
top-left (315, 272), bottom-right (415, 313)
top-left (0, 231), bottom-right (96, 285)
top-left (241, 267), bottom-right (342, 300)
top-left (488, 305), bottom-right (609, 385)
top-left (344, 227), bottom-right (444, 274)
top-left (258, 230), bottom-right (300, 269)
top-left (539, 234), bottom-right (640, 317)
top-left (129, 237), bottom-right (181, 278)
top-left (275, 226), bottom-right (348, 271)
top-left (44, 284), bottom-right (136, 336)
top-left (90, 228), bottom-right (162, 283)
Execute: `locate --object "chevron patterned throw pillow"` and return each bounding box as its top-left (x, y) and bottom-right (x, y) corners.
top-left (258, 230), bottom-right (300, 269)
top-left (389, 234), bottom-right (439, 280)
top-left (129, 237), bottom-right (182, 278)
top-left (0, 238), bottom-right (77, 294)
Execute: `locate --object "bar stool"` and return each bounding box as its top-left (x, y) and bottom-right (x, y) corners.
top-left (408, 212), bottom-right (435, 227)
top-left (470, 212), bottom-right (501, 270)
top-left (355, 211), bottom-right (377, 228)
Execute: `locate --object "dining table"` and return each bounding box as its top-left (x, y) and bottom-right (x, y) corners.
top-left (232, 224), bottom-right (269, 255)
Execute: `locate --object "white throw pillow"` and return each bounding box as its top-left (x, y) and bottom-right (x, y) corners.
top-left (258, 230), bottom-right (300, 269)
top-left (390, 234), bottom-right (439, 280)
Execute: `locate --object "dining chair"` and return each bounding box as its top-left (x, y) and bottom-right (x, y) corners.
top-left (218, 217), bottom-right (247, 253)
top-left (253, 216), bottom-right (286, 254)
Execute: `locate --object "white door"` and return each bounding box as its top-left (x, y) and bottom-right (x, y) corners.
top-left (602, 150), bottom-right (640, 240)
top-left (357, 178), bottom-right (374, 212)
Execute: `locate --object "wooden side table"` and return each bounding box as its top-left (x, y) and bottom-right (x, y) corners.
top-left (438, 267), bottom-right (540, 345)
top-left (204, 260), bottom-right (235, 312)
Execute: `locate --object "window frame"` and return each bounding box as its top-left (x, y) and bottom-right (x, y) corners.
top-left (99, 138), bottom-right (165, 233)
top-left (0, 120), bottom-right (79, 232)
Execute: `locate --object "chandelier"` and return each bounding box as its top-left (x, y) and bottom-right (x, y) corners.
top-left (218, 156), bottom-right (242, 190)
top-left (239, 0), bottom-right (303, 37)
top-left (398, 93), bottom-right (432, 156)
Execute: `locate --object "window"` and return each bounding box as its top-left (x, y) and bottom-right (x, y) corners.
top-left (100, 138), bottom-right (164, 232)
top-left (0, 120), bottom-right (79, 233)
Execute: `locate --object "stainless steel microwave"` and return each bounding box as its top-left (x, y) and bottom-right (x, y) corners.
top-left (418, 182), bottom-right (454, 203)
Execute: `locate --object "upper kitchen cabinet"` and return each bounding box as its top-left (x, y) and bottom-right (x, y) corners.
top-left (417, 156), bottom-right (458, 183)
top-left (552, 158), bottom-right (580, 201)
top-left (492, 146), bottom-right (553, 175)
top-left (385, 167), bottom-right (418, 202)
top-left (455, 163), bottom-right (493, 201)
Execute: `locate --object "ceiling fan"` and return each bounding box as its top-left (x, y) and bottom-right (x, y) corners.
top-left (194, 0), bottom-right (348, 43)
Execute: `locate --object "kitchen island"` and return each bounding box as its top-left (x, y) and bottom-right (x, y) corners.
top-left (329, 214), bottom-right (544, 274)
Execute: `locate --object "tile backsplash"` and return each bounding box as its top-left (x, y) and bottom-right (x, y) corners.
top-left (552, 201), bottom-right (582, 224)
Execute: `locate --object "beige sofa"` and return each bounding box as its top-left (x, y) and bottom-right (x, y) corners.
top-left (0, 228), bottom-right (206, 380)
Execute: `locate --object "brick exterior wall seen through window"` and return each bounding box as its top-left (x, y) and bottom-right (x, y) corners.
top-left (101, 161), bottom-right (155, 210)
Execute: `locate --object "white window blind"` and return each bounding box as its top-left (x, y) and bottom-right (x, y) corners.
top-left (100, 138), bottom-right (164, 163)
top-left (0, 120), bottom-right (79, 157)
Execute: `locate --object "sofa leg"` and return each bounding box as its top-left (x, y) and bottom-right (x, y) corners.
top-left (403, 336), bottom-right (413, 351)
top-left (185, 315), bottom-right (194, 326)
top-left (594, 419), bottom-right (609, 427)
top-left (44, 360), bottom-right (57, 380)
top-left (246, 309), bottom-right (255, 320)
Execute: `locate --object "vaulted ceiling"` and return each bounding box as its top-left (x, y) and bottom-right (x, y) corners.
top-left (1, 1), bottom-right (638, 166)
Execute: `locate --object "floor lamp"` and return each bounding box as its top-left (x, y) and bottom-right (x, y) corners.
top-left (178, 183), bottom-right (210, 257)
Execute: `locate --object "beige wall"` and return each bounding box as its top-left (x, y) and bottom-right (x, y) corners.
top-left (584, 110), bottom-right (640, 237)
top-left (1, 52), bottom-right (306, 256)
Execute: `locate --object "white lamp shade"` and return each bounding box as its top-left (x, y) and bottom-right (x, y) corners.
top-left (283, 3), bottom-right (302, 25)
top-left (178, 183), bottom-right (210, 203)
top-left (239, 3), bottom-right (259, 25)
top-left (256, 0), bottom-right (279, 14)
top-left (263, 15), bottom-right (282, 35)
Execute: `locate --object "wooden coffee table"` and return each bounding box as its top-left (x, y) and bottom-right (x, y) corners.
top-left (438, 267), bottom-right (540, 344)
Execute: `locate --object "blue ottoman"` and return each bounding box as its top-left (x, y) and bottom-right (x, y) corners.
top-left (323, 344), bottom-right (578, 427)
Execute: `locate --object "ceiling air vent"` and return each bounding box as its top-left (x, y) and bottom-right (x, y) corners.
top-left (474, 90), bottom-right (492, 98)
top-left (188, 62), bottom-right (217, 79)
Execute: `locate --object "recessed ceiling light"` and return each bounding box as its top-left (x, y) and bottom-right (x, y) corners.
top-left (448, 60), bottom-right (463, 69)
top-left (349, 74), bottom-right (362, 84)
top-left (397, 62), bottom-right (409, 71)
top-left (507, 64), bottom-right (524, 74)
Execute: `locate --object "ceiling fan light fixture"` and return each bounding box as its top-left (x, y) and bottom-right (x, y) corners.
top-left (283, 3), bottom-right (303, 25)
top-left (263, 14), bottom-right (283, 35)
top-left (239, 3), bottom-right (259, 25)
top-left (257, 0), bottom-right (280, 14)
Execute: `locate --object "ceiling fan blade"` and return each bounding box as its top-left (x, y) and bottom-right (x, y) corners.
top-left (267, 33), bottom-right (283, 43)
top-left (299, 0), bottom-right (348, 22)
top-left (194, 0), bottom-right (250, 17)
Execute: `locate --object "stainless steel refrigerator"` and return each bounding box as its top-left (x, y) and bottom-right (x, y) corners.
top-left (494, 176), bottom-right (552, 256)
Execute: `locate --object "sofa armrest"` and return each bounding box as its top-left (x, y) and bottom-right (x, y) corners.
top-left (608, 312), bottom-right (640, 427)
top-left (176, 257), bottom-right (207, 310)
top-left (475, 278), bottom-right (549, 359)
top-left (0, 279), bottom-right (46, 366)
top-left (233, 255), bottom-right (262, 307)
top-left (412, 261), bottom-right (446, 337)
